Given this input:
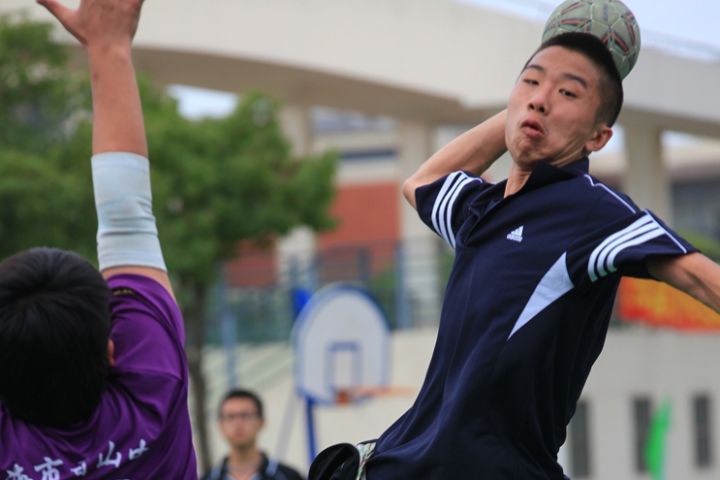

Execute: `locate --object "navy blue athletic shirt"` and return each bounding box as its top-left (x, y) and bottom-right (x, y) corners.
top-left (365, 158), bottom-right (695, 479)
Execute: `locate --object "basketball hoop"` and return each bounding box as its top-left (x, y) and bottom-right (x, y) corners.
top-left (293, 284), bottom-right (392, 405)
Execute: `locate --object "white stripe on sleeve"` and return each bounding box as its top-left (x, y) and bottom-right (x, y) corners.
top-left (430, 172), bottom-right (461, 245)
top-left (436, 173), bottom-right (466, 246)
top-left (588, 213), bottom-right (672, 282)
top-left (430, 172), bottom-right (481, 248)
top-left (604, 228), bottom-right (665, 274)
top-left (444, 176), bottom-right (476, 248)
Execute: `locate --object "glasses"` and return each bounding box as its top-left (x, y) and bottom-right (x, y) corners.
top-left (219, 412), bottom-right (260, 422)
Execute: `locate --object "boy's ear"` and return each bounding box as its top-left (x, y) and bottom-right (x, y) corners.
top-left (585, 125), bottom-right (613, 153)
top-left (107, 339), bottom-right (115, 367)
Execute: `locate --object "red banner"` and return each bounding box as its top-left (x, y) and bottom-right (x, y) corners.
top-left (618, 278), bottom-right (720, 331)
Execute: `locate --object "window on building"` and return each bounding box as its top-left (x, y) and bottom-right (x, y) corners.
top-left (568, 400), bottom-right (592, 478)
top-left (633, 397), bottom-right (653, 473)
top-left (693, 394), bottom-right (714, 468)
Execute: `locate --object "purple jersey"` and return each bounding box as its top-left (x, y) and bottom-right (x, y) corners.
top-left (0, 274), bottom-right (198, 479)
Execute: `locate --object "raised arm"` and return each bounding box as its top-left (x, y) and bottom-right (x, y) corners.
top-left (40, 0), bottom-right (173, 295)
top-left (647, 253), bottom-right (720, 314)
top-left (403, 110), bottom-right (507, 209)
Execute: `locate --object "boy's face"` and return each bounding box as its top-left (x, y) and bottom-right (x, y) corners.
top-left (505, 46), bottom-right (613, 169)
top-left (218, 397), bottom-right (264, 449)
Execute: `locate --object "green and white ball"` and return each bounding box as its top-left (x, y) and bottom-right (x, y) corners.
top-left (542, 0), bottom-right (641, 79)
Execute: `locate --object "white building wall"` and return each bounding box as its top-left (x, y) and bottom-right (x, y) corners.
top-left (581, 327), bottom-right (720, 480)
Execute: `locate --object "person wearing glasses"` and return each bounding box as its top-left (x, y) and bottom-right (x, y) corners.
top-left (204, 389), bottom-right (304, 480)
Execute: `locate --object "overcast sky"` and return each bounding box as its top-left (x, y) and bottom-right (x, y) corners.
top-left (462, 0), bottom-right (720, 57)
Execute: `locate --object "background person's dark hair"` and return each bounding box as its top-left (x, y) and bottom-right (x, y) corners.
top-left (218, 388), bottom-right (264, 420)
top-left (528, 32), bottom-right (624, 127)
top-left (0, 247), bottom-right (111, 427)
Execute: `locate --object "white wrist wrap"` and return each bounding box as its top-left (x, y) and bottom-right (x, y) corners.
top-left (92, 152), bottom-right (167, 272)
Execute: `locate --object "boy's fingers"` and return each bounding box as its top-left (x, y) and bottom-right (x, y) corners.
top-left (37, 0), bottom-right (86, 44)
top-left (37, 0), bottom-right (73, 24)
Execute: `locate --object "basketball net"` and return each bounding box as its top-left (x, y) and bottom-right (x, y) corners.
top-left (333, 385), bottom-right (415, 406)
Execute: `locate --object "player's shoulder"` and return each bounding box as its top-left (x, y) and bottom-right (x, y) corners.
top-left (440, 170), bottom-right (494, 201)
top-left (275, 462), bottom-right (305, 480)
top-left (436, 170), bottom-right (490, 191)
top-left (107, 273), bottom-right (178, 312)
top-left (575, 173), bottom-right (641, 219)
top-left (263, 454), bottom-right (304, 480)
top-left (417, 170), bottom-right (492, 214)
top-left (106, 273), bottom-right (185, 343)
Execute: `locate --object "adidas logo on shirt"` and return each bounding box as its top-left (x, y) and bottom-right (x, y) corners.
top-left (507, 226), bottom-right (524, 243)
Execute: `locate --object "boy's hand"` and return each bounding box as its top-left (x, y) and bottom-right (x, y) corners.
top-left (38, 0), bottom-right (144, 50)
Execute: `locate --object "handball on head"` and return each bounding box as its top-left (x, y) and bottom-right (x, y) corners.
top-left (542, 0), bottom-right (641, 79)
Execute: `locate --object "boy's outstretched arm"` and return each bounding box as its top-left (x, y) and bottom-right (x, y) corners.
top-left (39, 0), bottom-right (173, 295)
top-left (647, 253), bottom-right (720, 314)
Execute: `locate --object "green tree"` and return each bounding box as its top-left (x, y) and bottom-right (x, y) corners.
top-left (0, 12), bottom-right (95, 260)
top-left (0, 13), bottom-right (337, 472)
top-left (145, 84), bottom-right (337, 471)
top-left (0, 13), bottom-right (85, 150)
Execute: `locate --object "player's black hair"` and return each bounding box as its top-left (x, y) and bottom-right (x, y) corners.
top-left (0, 247), bottom-right (111, 427)
top-left (218, 388), bottom-right (264, 420)
top-left (528, 32), bottom-right (624, 126)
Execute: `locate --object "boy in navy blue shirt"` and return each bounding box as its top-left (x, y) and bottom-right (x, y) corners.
top-left (358, 33), bottom-right (720, 479)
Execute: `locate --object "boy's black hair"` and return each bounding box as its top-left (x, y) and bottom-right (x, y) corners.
top-left (0, 247), bottom-right (111, 427)
top-left (530, 32), bottom-right (624, 126)
top-left (218, 388), bottom-right (264, 420)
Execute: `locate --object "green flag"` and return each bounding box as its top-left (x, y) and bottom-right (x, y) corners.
top-left (645, 401), bottom-right (672, 480)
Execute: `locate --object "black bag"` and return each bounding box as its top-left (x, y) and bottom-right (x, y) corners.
top-left (308, 443), bottom-right (360, 480)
